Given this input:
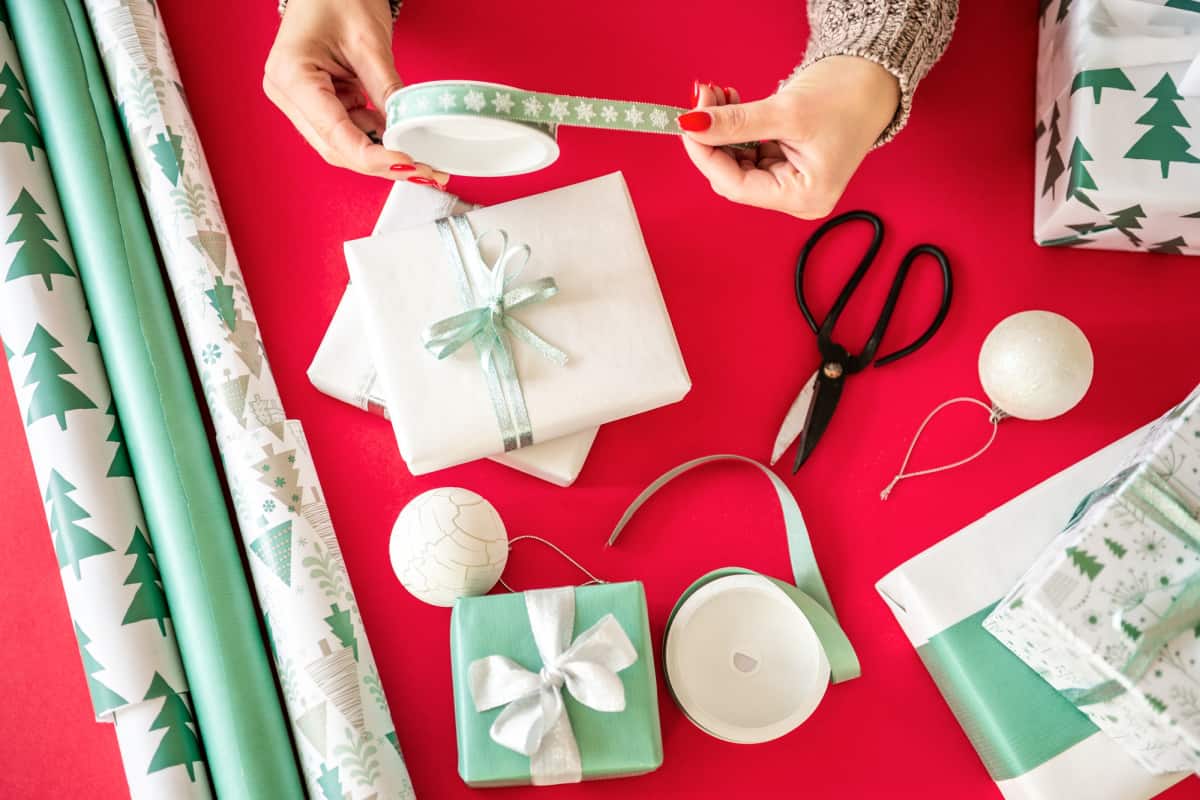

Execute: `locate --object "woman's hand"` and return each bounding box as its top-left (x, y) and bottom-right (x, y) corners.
top-left (264, 0), bottom-right (448, 185)
top-left (679, 56), bottom-right (900, 218)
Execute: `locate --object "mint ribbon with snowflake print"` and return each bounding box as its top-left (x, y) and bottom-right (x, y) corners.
top-left (388, 82), bottom-right (689, 137)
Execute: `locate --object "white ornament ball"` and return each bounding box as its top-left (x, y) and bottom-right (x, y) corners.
top-left (390, 487), bottom-right (508, 607)
top-left (978, 310), bottom-right (1094, 421)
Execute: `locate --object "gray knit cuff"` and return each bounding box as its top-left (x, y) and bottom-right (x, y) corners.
top-left (278, 0), bottom-right (402, 20)
top-left (788, 0), bottom-right (958, 145)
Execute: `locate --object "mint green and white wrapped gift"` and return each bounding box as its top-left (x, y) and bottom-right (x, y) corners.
top-left (877, 425), bottom-right (1191, 800)
top-left (450, 581), bottom-right (663, 787)
top-left (308, 182), bottom-right (599, 486)
top-left (1034, 0), bottom-right (1200, 254)
top-left (985, 386), bottom-right (1200, 775)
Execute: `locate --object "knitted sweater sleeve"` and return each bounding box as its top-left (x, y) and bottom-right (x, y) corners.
top-left (790, 0), bottom-right (959, 143)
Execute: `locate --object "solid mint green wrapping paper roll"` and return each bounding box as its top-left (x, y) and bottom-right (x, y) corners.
top-left (6, 2), bottom-right (304, 798)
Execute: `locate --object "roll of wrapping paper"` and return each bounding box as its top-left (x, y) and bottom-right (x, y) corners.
top-left (6, 2), bottom-right (304, 798)
top-left (78, 1), bottom-right (416, 797)
top-left (0, 22), bottom-right (211, 799)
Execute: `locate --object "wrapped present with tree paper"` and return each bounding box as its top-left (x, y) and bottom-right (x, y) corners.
top-left (1034, 0), bottom-right (1200, 254)
top-left (449, 581), bottom-right (662, 787)
top-left (344, 172), bottom-right (690, 475)
top-left (877, 424), bottom-right (1192, 800)
top-left (984, 385), bottom-right (1200, 775)
top-left (309, 181), bottom-right (599, 486)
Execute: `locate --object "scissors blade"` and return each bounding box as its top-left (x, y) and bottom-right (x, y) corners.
top-left (770, 369), bottom-right (820, 466)
top-left (793, 369), bottom-right (844, 472)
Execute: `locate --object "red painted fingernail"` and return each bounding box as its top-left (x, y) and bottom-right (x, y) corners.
top-left (691, 79), bottom-right (699, 106)
top-left (407, 176), bottom-right (438, 186)
top-left (389, 163), bottom-right (416, 172)
top-left (677, 110), bottom-right (712, 132)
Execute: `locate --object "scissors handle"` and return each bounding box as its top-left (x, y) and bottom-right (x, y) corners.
top-left (794, 210), bottom-right (884, 339)
top-left (793, 210), bottom-right (953, 373)
top-left (860, 243), bottom-right (953, 370)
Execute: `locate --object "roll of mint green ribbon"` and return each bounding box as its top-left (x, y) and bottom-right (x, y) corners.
top-left (608, 455), bottom-right (860, 743)
top-left (385, 80), bottom-right (697, 177)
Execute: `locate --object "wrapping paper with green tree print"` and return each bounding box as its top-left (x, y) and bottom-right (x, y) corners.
top-left (78, 1), bottom-right (415, 797)
top-left (985, 384), bottom-right (1200, 775)
top-left (1034, 0), bottom-right (1200, 254)
top-left (0, 17), bottom-right (211, 798)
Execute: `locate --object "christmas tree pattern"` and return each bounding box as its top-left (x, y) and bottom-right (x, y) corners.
top-left (219, 373), bottom-right (248, 425)
top-left (149, 127), bottom-right (183, 185)
top-left (1122, 620), bottom-right (1142, 641)
top-left (297, 701), bottom-right (329, 757)
top-left (306, 639), bottom-right (365, 732)
top-left (255, 443), bottom-right (302, 512)
top-left (250, 520), bottom-right (293, 586)
top-left (22, 324), bottom-right (96, 429)
top-left (104, 399), bottom-right (133, 478)
top-left (1149, 236), bottom-right (1188, 255)
top-left (121, 526), bottom-right (170, 635)
top-left (1038, 0), bottom-right (1054, 25)
top-left (1065, 546), bottom-right (1104, 580)
top-left (317, 763), bottom-right (344, 800)
top-left (4, 338), bottom-right (12, 360)
top-left (1071, 68), bottom-right (1134, 104)
top-left (1124, 74), bottom-right (1199, 179)
top-left (144, 672), bottom-right (204, 781)
top-left (230, 313), bottom-right (262, 377)
top-left (46, 469), bottom-right (112, 580)
top-left (1066, 138), bottom-right (1099, 210)
top-left (385, 731), bottom-right (401, 758)
top-left (204, 276), bottom-right (236, 331)
top-left (1104, 537), bottom-right (1128, 558)
top-left (1108, 204), bottom-right (1147, 246)
top-left (1042, 103), bottom-right (1066, 198)
top-left (187, 230), bottom-right (227, 275)
top-left (76, 622), bottom-right (128, 715)
top-left (5, 189), bottom-right (74, 290)
top-left (0, 62), bottom-right (42, 160)
top-left (324, 604), bottom-right (358, 661)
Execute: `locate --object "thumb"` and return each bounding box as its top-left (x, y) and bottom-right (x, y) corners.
top-left (351, 36), bottom-right (404, 111)
top-left (679, 97), bottom-right (782, 146)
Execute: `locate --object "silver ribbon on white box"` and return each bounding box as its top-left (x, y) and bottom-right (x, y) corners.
top-left (467, 586), bottom-right (637, 785)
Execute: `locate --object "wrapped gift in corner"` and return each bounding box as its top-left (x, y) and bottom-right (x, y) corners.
top-left (345, 172), bottom-right (690, 474)
top-left (878, 424), bottom-right (1190, 800)
top-left (1034, 0), bottom-right (1200, 254)
top-left (450, 582), bottom-right (662, 787)
top-left (308, 182), bottom-right (599, 487)
top-left (985, 386), bottom-right (1200, 775)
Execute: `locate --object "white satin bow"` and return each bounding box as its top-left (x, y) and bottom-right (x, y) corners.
top-left (467, 586), bottom-right (638, 785)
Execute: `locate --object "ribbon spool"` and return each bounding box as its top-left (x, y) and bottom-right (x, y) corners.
top-left (609, 455), bottom-right (860, 744)
top-left (385, 80), bottom-right (695, 177)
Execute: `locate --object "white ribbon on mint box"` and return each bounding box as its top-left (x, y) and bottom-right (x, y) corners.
top-left (467, 586), bottom-right (637, 785)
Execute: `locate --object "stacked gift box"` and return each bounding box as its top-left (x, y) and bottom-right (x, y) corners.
top-left (1034, 0), bottom-right (1200, 254)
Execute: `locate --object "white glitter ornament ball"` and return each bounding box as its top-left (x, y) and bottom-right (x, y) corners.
top-left (978, 310), bottom-right (1094, 421)
top-left (390, 488), bottom-right (508, 607)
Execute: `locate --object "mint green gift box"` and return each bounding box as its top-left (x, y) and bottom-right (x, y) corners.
top-left (450, 581), bottom-right (663, 787)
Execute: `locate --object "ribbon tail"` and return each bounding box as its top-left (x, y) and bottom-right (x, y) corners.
top-left (529, 703), bottom-right (583, 785)
top-left (490, 331), bottom-right (534, 449)
top-left (504, 316), bottom-right (568, 366)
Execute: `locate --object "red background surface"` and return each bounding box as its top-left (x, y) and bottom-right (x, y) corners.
top-left (2, 2), bottom-right (1200, 798)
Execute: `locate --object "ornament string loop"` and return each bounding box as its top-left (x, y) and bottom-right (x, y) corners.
top-left (498, 535), bottom-right (606, 593)
top-left (881, 397), bottom-right (1002, 500)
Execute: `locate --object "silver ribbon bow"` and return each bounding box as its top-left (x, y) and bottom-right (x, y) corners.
top-left (467, 587), bottom-right (638, 785)
top-left (422, 216), bottom-right (567, 452)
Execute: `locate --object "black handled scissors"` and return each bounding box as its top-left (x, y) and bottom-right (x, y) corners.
top-left (769, 210), bottom-right (953, 473)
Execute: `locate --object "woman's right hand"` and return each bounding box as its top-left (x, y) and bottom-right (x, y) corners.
top-left (264, 0), bottom-right (448, 186)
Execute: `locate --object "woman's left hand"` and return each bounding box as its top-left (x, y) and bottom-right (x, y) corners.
top-left (678, 56), bottom-right (900, 219)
